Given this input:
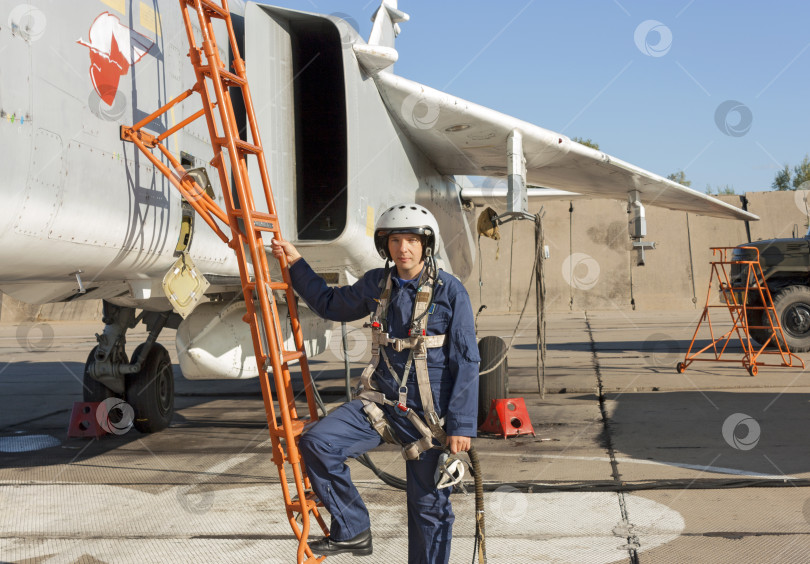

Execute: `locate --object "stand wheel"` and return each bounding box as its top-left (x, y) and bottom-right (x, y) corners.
top-left (747, 364), bottom-right (758, 377)
top-left (676, 362), bottom-right (686, 374)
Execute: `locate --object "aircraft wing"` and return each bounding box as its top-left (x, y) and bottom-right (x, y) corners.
top-left (374, 72), bottom-right (758, 222)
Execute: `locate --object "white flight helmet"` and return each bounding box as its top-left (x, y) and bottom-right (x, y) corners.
top-left (374, 203), bottom-right (441, 261)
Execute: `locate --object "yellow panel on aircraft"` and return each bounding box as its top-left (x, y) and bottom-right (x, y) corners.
top-left (140, 2), bottom-right (161, 36)
top-left (101, 0), bottom-right (125, 15)
top-left (366, 206), bottom-right (375, 237)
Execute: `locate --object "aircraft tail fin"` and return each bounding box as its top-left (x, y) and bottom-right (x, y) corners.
top-left (368, 0), bottom-right (409, 49)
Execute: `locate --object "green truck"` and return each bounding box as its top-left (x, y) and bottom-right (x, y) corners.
top-left (731, 238), bottom-right (810, 352)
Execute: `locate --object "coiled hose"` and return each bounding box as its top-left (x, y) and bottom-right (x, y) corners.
top-left (467, 446), bottom-right (487, 564)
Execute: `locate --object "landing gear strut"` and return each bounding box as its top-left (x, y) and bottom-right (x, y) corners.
top-left (83, 301), bottom-right (180, 433)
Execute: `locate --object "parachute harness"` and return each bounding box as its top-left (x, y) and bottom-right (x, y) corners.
top-left (355, 257), bottom-right (448, 460)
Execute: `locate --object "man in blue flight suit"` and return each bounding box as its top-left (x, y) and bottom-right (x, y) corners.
top-left (270, 203), bottom-right (479, 563)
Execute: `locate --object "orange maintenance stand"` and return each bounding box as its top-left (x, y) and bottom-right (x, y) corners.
top-left (679, 246), bottom-right (804, 376)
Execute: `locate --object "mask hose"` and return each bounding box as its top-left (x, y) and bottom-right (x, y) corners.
top-left (467, 445), bottom-right (487, 564)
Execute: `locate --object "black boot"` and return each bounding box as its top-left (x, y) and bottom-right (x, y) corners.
top-left (309, 529), bottom-right (373, 556)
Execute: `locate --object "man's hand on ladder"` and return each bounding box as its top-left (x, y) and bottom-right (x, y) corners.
top-left (271, 238), bottom-right (302, 266)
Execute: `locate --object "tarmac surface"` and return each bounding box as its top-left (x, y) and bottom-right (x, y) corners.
top-left (2, 309), bottom-right (810, 563)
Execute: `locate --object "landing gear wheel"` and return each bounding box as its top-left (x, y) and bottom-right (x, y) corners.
top-left (83, 345), bottom-right (127, 402)
top-left (676, 362), bottom-right (686, 374)
top-left (126, 343), bottom-right (174, 433)
top-left (477, 336), bottom-right (509, 425)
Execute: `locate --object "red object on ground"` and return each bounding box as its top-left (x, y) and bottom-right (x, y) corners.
top-left (479, 398), bottom-right (535, 438)
top-left (67, 402), bottom-right (107, 438)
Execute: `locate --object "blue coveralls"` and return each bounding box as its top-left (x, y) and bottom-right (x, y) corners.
top-left (289, 259), bottom-right (480, 564)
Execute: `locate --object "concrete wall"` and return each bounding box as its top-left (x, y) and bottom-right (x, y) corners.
top-left (2, 190), bottom-right (807, 323)
top-left (470, 190), bottom-right (808, 314)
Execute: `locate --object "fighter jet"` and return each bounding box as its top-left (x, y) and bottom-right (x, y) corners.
top-left (0, 0), bottom-right (757, 432)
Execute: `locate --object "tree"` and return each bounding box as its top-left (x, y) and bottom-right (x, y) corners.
top-left (793, 155), bottom-right (810, 190)
top-left (572, 137), bottom-right (599, 150)
top-left (773, 164), bottom-right (792, 191)
top-left (772, 154), bottom-right (810, 191)
top-left (705, 184), bottom-right (736, 195)
top-left (666, 170), bottom-right (691, 187)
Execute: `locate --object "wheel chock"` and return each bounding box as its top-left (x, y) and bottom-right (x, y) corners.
top-left (479, 398), bottom-right (535, 438)
top-left (67, 402), bottom-right (107, 438)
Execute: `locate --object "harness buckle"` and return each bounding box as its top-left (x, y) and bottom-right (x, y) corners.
top-left (392, 338), bottom-right (406, 352)
top-left (398, 385), bottom-right (408, 407)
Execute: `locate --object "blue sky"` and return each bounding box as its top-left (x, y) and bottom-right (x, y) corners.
top-left (259, 1), bottom-right (810, 193)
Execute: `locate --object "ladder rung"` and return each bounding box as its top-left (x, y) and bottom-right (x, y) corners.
top-left (260, 350), bottom-right (305, 372)
top-left (202, 66), bottom-right (246, 87)
top-left (192, 0), bottom-right (228, 19)
top-left (243, 281), bottom-right (288, 294)
top-left (268, 418), bottom-right (309, 438)
top-left (234, 138), bottom-right (261, 154)
top-left (232, 210), bottom-right (277, 221)
top-left (232, 210), bottom-right (280, 233)
top-left (252, 211), bottom-right (279, 232)
top-left (253, 221), bottom-right (278, 233)
top-left (283, 350), bottom-right (305, 364)
top-left (212, 137), bottom-right (261, 155)
top-left (287, 491), bottom-right (322, 513)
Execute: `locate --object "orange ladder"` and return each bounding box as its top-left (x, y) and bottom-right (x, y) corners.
top-left (121, 1), bottom-right (326, 561)
top-left (678, 246), bottom-right (804, 376)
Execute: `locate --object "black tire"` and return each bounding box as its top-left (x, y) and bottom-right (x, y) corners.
top-left (126, 343), bottom-right (174, 433)
top-left (773, 286), bottom-right (810, 352)
top-left (478, 336), bottom-right (509, 425)
top-left (83, 345), bottom-right (127, 402)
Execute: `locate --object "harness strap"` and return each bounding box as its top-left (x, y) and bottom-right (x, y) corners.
top-left (408, 264), bottom-right (447, 444)
top-left (361, 400), bottom-right (401, 446)
top-left (372, 331), bottom-right (446, 351)
top-left (354, 262), bottom-right (451, 460)
top-left (413, 353), bottom-right (447, 443)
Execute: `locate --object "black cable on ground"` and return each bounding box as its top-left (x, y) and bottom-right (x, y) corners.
top-left (477, 477), bottom-right (809, 492)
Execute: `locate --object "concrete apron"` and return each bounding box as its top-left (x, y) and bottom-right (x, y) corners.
top-left (3, 311), bottom-right (810, 563)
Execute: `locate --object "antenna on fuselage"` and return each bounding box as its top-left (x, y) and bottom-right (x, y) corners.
top-left (368, 0), bottom-right (409, 48)
top-left (355, 1), bottom-right (409, 75)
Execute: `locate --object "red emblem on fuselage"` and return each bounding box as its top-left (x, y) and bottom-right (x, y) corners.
top-left (77, 12), bottom-right (154, 106)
